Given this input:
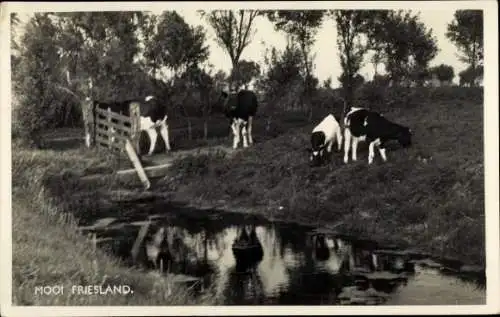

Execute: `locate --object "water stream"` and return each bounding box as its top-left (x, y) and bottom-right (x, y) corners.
top-left (80, 202), bottom-right (485, 305)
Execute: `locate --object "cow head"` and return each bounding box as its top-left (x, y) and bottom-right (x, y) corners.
top-left (308, 131), bottom-right (329, 167)
top-left (211, 90), bottom-right (229, 113)
top-left (398, 127), bottom-right (413, 148)
top-left (306, 146), bottom-right (328, 167)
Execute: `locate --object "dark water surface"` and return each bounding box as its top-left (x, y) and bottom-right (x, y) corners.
top-left (81, 202), bottom-right (486, 305)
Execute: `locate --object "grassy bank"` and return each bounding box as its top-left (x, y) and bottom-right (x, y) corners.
top-left (158, 95), bottom-right (485, 267)
top-left (11, 143), bottom-right (218, 305)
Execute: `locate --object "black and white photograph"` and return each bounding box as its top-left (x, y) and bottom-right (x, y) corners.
top-left (0, 1), bottom-right (498, 316)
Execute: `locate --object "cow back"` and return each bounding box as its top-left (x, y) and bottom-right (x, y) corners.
top-left (345, 109), bottom-right (370, 137)
top-left (223, 90), bottom-right (258, 119)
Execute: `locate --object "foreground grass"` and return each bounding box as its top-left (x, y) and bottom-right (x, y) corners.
top-left (11, 144), bottom-right (218, 305)
top-left (160, 97), bottom-right (485, 267)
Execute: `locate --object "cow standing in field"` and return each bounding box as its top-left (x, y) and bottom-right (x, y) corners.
top-left (306, 113), bottom-right (343, 167)
top-left (343, 107), bottom-right (412, 164)
top-left (86, 95), bottom-right (171, 155)
top-left (217, 89), bottom-right (259, 149)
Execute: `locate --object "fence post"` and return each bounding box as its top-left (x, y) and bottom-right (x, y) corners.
top-left (125, 138), bottom-right (151, 190)
top-left (129, 102), bottom-right (141, 155)
top-left (82, 99), bottom-right (95, 148)
top-left (107, 107), bottom-right (113, 148)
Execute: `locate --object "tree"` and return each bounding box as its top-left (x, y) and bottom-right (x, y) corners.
top-left (266, 10), bottom-right (325, 121)
top-left (13, 13), bottom-right (68, 147)
top-left (459, 65), bottom-right (483, 87)
top-left (10, 13), bottom-right (22, 88)
top-left (256, 42), bottom-right (303, 108)
top-left (446, 10), bottom-right (483, 86)
top-left (189, 65), bottom-right (221, 139)
top-left (10, 13), bottom-right (21, 53)
top-left (408, 16), bottom-right (439, 87)
top-left (331, 10), bottom-right (370, 118)
top-left (145, 11), bottom-right (209, 78)
top-left (199, 10), bottom-right (261, 89)
top-left (143, 11), bottom-right (209, 139)
top-left (338, 72), bottom-right (365, 92)
top-left (56, 12), bottom-right (147, 100)
top-left (136, 13), bottom-right (159, 77)
top-left (430, 64), bottom-right (455, 84)
top-left (363, 10), bottom-right (438, 87)
top-left (322, 77), bottom-right (332, 89)
top-left (255, 42), bottom-right (303, 130)
top-left (14, 12), bottom-right (168, 146)
top-left (229, 59), bottom-right (261, 90)
top-left (370, 50), bottom-right (384, 77)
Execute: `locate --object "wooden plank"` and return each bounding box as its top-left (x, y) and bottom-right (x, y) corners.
top-left (96, 129), bottom-right (130, 142)
top-left (81, 100), bottom-right (94, 147)
top-left (117, 162), bottom-right (173, 178)
top-left (131, 219), bottom-right (151, 263)
top-left (125, 138), bottom-right (151, 190)
top-left (95, 120), bottom-right (132, 133)
top-left (95, 134), bottom-right (125, 146)
top-left (95, 135), bottom-right (109, 145)
top-left (95, 107), bottom-right (132, 123)
top-left (95, 135), bottom-right (125, 151)
top-left (129, 102), bottom-right (141, 154)
top-left (96, 130), bottom-right (130, 143)
top-left (107, 108), bottom-right (113, 147)
top-left (96, 114), bottom-right (132, 125)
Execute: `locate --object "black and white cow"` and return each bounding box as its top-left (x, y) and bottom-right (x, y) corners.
top-left (85, 95), bottom-right (171, 155)
top-left (216, 89), bottom-right (259, 149)
top-left (343, 107), bottom-right (412, 164)
top-left (306, 113), bottom-right (343, 167)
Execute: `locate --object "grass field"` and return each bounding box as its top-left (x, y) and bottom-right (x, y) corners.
top-left (10, 86), bottom-right (486, 305)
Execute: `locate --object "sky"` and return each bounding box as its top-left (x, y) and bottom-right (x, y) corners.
top-left (12, 8), bottom-right (466, 87)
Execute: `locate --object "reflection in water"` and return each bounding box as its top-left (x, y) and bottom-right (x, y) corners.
top-left (92, 216), bottom-right (485, 305)
top-left (223, 225), bottom-right (265, 304)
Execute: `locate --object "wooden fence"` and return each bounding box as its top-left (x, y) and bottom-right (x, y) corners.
top-left (82, 100), bottom-right (141, 153)
top-left (81, 100), bottom-right (150, 189)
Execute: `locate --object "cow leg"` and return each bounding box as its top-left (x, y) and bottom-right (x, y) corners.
top-left (368, 139), bottom-right (381, 164)
top-left (378, 146), bottom-right (387, 162)
top-left (368, 140), bottom-right (376, 164)
top-left (336, 128), bottom-right (343, 151)
top-left (231, 119), bottom-right (241, 149)
top-left (145, 128), bottom-right (158, 156)
top-left (352, 138), bottom-right (360, 162)
top-left (159, 119), bottom-right (171, 152)
top-left (241, 121), bottom-right (249, 148)
top-left (326, 140), bottom-right (333, 153)
top-left (85, 131), bottom-right (91, 148)
top-left (247, 116), bottom-right (254, 145)
top-left (343, 128), bottom-right (352, 163)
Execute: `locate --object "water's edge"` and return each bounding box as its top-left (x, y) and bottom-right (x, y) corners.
top-left (105, 189), bottom-right (485, 278)
top-left (131, 189), bottom-right (484, 272)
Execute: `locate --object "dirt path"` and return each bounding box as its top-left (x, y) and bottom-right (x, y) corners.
top-left (140, 144), bottom-right (236, 168)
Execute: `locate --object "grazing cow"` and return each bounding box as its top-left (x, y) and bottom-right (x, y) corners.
top-left (306, 113), bottom-right (343, 167)
top-left (216, 89), bottom-right (259, 149)
top-left (343, 107), bottom-right (412, 164)
top-left (86, 95), bottom-right (171, 155)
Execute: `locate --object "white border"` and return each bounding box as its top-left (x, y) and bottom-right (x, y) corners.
top-left (1, 1), bottom-right (498, 316)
